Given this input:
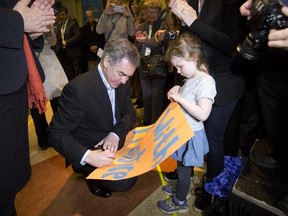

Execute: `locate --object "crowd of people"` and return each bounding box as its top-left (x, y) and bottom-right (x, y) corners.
top-left (1, 0), bottom-right (288, 215)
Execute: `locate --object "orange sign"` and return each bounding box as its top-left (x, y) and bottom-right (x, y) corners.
top-left (87, 102), bottom-right (194, 180)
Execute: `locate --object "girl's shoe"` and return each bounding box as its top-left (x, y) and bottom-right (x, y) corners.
top-left (157, 195), bottom-right (189, 214)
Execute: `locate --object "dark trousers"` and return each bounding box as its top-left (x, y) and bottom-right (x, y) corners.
top-left (30, 97), bottom-right (59, 147)
top-left (0, 196), bottom-right (17, 216)
top-left (72, 164), bottom-right (138, 192)
top-left (257, 78), bottom-right (288, 165)
top-left (204, 101), bottom-right (238, 181)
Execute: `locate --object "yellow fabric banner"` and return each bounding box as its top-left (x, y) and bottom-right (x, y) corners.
top-left (87, 102), bottom-right (194, 180)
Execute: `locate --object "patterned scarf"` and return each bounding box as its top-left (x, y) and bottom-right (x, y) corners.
top-left (23, 34), bottom-right (47, 114)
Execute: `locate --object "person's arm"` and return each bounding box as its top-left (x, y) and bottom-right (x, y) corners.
top-left (168, 77), bottom-right (216, 121)
top-left (123, 5), bottom-right (137, 37)
top-left (0, 7), bottom-right (24, 49)
top-left (96, 10), bottom-right (111, 35)
top-left (48, 82), bottom-right (115, 169)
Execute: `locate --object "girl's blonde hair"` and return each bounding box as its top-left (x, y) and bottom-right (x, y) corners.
top-left (165, 32), bottom-right (209, 73)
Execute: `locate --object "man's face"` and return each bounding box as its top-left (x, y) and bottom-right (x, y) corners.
top-left (85, 12), bottom-right (94, 23)
top-left (58, 11), bottom-right (68, 22)
top-left (103, 57), bottom-right (135, 89)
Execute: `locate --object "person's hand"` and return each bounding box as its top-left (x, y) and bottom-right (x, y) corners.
top-left (155, 29), bottom-right (167, 42)
top-left (239, 0), bottom-right (253, 17)
top-left (135, 31), bottom-right (148, 42)
top-left (105, 4), bottom-right (115, 15)
top-left (31, 0), bottom-right (55, 11)
top-left (122, 5), bottom-right (133, 17)
top-left (169, 0), bottom-right (197, 27)
top-left (13, 0), bottom-right (55, 34)
top-left (168, 92), bottom-right (183, 103)
top-left (85, 150), bottom-right (115, 168)
top-left (268, 6), bottom-right (288, 50)
top-left (90, 45), bottom-right (98, 53)
top-left (167, 85), bottom-right (181, 100)
top-left (95, 133), bottom-right (119, 153)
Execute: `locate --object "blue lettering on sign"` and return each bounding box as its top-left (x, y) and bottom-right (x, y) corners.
top-left (102, 142), bottom-right (146, 180)
top-left (102, 164), bottom-right (134, 179)
top-left (150, 108), bottom-right (179, 168)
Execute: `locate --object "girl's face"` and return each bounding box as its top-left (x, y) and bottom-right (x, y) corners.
top-left (171, 56), bottom-right (197, 78)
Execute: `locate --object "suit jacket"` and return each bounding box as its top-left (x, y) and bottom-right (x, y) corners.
top-left (54, 18), bottom-right (83, 58)
top-left (48, 67), bottom-right (136, 169)
top-left (0, 0), bottom-right (44, 201)
top-left (0, 1), bottom-right (44, 95)
top-left (81, 20), bottom-right (105, 61)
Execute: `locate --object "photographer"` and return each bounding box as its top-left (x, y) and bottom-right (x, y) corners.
top-left (240, 1), bottom-right (288, 214)
top-left (239, 0), bottom-right (288, 170)
top-left (96, 0), bottom-right (136, 44)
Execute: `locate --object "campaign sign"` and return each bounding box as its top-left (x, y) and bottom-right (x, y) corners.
top-left (87, 102), bottom-right (194, 180)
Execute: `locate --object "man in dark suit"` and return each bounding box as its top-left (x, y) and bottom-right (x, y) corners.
top-left (48, 38), bottom-right (140, 198)
top-left (54, 6), bottom-right (83, 81)
top-left (0, 0), bottom-right (55, 215)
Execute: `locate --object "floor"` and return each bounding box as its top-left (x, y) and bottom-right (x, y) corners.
top-left (26, 101), bottom-right (206, 216)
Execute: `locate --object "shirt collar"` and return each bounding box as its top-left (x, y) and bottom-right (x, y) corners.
top-left (98, 63), bottom-right (112, 90)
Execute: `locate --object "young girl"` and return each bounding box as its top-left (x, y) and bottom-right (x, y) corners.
top-left (157, 32), bottom-right (217, 214)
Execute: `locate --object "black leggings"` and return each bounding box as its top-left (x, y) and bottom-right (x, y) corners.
top-left (176, 161), bottom-right (193, 201)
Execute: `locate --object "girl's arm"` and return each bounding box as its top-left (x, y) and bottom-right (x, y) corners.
top-left (169, 92), bottom-right (213, 121)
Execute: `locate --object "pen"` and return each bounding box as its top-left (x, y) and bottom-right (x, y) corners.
top-left (94, 145), bottom-right (116, 160)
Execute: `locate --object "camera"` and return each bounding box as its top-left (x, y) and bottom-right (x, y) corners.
top-left (165, 31), bottom-right (177, 40)
top-left (113, 6), bottom-right (125, 13)
top-left (237, 0), bottom-right (288, 61)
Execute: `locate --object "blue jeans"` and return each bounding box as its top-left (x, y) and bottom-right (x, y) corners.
top-left (204, 101), bottom-right (238, 180)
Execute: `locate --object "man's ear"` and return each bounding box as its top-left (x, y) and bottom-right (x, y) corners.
top-left (103, 56), bottom-right (109, 68)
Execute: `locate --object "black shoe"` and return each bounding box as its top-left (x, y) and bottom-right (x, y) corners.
top-left (193, 187), bottom-right (212, 213)
top-left (86, 181), bottom-right (112, 198)
top-left (250, 151), bottom-right (285, 170)
top-left (203, 197), bottom-right (225, 216)
top-left (164, 170), bottom-right (178, 183)
top-left (38, 139), bottom-right (51, 150)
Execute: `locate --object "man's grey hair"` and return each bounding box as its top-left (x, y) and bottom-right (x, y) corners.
top-left (102, 38), bottom-right (140, 68)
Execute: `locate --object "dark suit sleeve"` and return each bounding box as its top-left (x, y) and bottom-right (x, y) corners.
top-left (48, 83), bottom-right (89, 168)
top-left (0, 6), bottom-right (28, 95)
top-left (0, 7), bottom-right (24, 49)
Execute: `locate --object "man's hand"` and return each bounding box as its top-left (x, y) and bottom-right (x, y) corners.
top-left (95, 133), bottom-right (119, 153)
top-left (85, 150), bottom-right (115, 168)
top-left (13, 0), bottom-right (55, 34)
